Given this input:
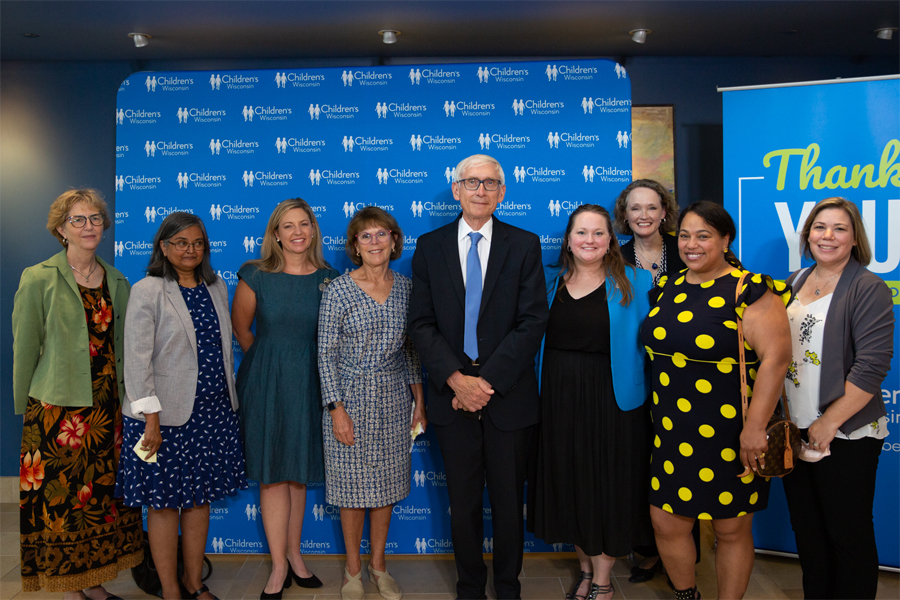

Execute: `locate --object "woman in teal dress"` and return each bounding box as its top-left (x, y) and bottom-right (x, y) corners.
top-left (232, 198), bottom-right (338, 599)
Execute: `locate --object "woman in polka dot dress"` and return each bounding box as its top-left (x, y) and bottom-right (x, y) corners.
top-left (640, 202), bottom-right (791, 600)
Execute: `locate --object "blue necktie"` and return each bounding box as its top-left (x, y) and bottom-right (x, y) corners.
top-left (464, 232), bottom-right (483, 361)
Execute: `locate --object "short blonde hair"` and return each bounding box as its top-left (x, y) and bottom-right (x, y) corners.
top-left (799, 197), bottom-right (872, 266)
top-left (47, 189), bottom-right (111, 247)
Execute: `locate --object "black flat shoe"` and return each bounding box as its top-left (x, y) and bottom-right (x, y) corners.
top-left (288, 563), bottom-right (323, 588)
top-left (629, 557), bottom-right (663, 583)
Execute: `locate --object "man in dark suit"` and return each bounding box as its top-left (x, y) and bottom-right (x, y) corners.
top-left (409, 154), bottom-right (549, 599)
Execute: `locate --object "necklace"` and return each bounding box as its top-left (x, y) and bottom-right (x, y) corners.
top-left (635, 247), bottom-right (662, 270)
top-left (69, 260), bottom-right (98, 282)
top-left (814, 266), bottom-right (842, 295)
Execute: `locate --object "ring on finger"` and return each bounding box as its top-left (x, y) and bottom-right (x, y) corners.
top-left (813, 442), bottom-right (820, 448)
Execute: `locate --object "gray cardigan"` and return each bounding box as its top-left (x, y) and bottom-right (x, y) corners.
top-left (123, 276), bottom-right (238, 427)
top-left (786, 256), bottom-right (894, 434)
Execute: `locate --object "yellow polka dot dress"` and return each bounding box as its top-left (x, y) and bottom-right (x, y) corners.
top-left (640, 269), bottom-right (789, 519)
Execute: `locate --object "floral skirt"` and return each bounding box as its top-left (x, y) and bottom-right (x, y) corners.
top-left (20, 397), bottom-right (143, 592)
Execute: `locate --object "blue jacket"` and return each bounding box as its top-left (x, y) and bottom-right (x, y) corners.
top-left (538, 264), bottom-right (652, 411)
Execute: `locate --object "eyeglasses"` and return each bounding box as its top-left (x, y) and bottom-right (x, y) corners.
top-left (66, 214), bottom-right (104, 228)
top-left (165, 240), bottom-right (206, 252)
top-left (356, 230), bottom-right (391, 244)
top-left (459, 177), bottom-right (501, 191)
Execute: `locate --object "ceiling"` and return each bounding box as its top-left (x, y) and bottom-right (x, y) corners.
top-left (1, 1), bottom-right (898, 63)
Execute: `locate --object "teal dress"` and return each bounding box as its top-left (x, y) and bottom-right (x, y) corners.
top-left (236, 264), bottom-right (339, 484)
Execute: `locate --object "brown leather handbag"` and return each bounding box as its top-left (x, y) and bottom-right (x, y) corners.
top-left (734, 273), bottom-right (801, 478)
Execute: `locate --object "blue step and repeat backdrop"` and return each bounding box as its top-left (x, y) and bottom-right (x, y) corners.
top-left (722, 75), bottom-right (899, 568)
top-left (115, 59), bottom-right (632, 555)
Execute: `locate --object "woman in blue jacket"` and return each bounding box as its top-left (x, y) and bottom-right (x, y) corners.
top-left (528, 205), bottom-right (653, 600)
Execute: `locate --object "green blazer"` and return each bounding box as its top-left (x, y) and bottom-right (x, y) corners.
top-left (12, 249), bottom-right (130, 413)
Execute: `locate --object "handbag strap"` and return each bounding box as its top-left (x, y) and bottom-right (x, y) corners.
top-left (735, 273), bottom-right (750, 423)
top-left (734, 272), bottom-right (792, 424)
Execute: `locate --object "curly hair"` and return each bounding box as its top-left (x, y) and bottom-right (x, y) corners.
top-left (47, 189), bottom-right (111, 247)
top-left (612, 179), bottom-right (678, 236)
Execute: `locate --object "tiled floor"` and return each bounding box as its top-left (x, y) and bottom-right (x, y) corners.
top-left (2, 503), bottom-right (897, 599)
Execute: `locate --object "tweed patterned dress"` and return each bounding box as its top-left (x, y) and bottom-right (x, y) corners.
top-left (318, 272), bottom-right (422, 507)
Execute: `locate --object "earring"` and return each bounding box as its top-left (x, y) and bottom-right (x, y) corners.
top-left (357, 251), bottom-right (360, 256)
top-left (567, 246), bottom-right (571, 252)
top-left (276, 238), bottom-right (280, 243)
top-left (63, 238), bottom-right (68, 245)
top-left (661, 218), bottom-right (666, 223)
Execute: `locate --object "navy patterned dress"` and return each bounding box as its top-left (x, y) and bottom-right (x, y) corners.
top-left (117, 284), bottom-right (248, 508)
top-left (317, 272), bottom-right (422, 507)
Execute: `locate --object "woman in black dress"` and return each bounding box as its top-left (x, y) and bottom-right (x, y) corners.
top-left (529, 205), bottom-right (654, 600)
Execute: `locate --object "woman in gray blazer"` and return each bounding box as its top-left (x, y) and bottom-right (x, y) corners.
top-left (782, 198), bottom-right (894, 600)
top-left (115, 212), bottom-right (248, 600)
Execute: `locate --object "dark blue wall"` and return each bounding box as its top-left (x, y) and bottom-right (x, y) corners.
top-left (2, 55), bottom-right (897, 475)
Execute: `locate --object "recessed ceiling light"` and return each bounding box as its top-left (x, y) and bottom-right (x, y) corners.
top-left (378, 30), bottom-right (400, 44)
top-left (22, 33), bottom-right (39, 38)
top-left (875, 27), bottom-right (897, 40)
top-left (128, 32), bottom-right (151, 48)
top-left (629, 29), bottom-right (651, 44)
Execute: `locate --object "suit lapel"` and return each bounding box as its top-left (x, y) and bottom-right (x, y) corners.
top-left (206, 280), bottom-right (232, 351)
top-left (164, 278), bottom-right (198, 359)
top-left (480, 217), bottom-right (509, 317)
top-left (47, 250), bottom-right (81, 298)
top-left (440, 219), bottom-right (466, 310)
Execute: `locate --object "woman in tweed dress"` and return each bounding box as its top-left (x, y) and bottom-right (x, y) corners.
top-left (318, 207), bottom-right (426, 600)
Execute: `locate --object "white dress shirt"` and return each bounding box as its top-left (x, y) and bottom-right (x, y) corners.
top-left (458, 218), bottom-right (492, 287)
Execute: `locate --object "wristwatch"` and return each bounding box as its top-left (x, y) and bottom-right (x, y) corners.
top-left (327, 401), bottom-right (344, 412)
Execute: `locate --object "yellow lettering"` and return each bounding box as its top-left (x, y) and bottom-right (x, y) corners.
top-left (824, 165), bottom-right (847, 189)
top-left (876, 139), bottom-right (900, 188)
top-left (800, 144), bottom-right (823, 190)
top-left (762, 140), bottom-right (900, 190)
top-left (763, 148), bottom-right (807, 191)
top-left (849, 164), bottom-right (876, 188)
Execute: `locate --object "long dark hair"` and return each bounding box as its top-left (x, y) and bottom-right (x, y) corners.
top-left (677, 201), bottom-right (743, 269)
top-left (146, 212), bottom-right (218, 285)
top-left (553, 204), bottom-right (634, 306)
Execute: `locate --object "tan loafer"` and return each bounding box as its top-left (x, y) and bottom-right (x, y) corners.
top-left (341, 567), bottom-right (364, 600)
top-left (368, 564), bottom-right (402, 600)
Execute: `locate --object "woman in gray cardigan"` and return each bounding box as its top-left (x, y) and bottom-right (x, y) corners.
top-left (782, 197), bottom-right (894, 600)
top-left (115, 212), bottom-right (247, 600)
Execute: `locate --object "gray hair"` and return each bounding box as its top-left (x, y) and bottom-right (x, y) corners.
top-left (453, 154), bottom-right (505, 186)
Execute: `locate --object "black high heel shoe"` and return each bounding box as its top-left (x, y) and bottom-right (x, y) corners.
top-left (287, 562), bottom-right (323, 589)
top-left (258, 566), bottom-right (292, 600)
top-left (629, 556), bottom-right (663, 583)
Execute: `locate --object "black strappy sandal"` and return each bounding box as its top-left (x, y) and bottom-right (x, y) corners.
top-left (585, 582), bottom-right (614, 600)
top-left (184, 583), bottom-right (220, 600)
top-left (673, 585), bottom-right (701, 600)
top-left (565, 571), bottom-right (593, 600)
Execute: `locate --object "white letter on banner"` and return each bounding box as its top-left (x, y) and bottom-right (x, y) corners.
top-left (863, 199), bottom-right (900, 274)
top-left (775, 201), bottom-right (816, 272)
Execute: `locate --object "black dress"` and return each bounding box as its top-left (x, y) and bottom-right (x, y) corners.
top-left (530, 285), bottom-right (653, 556)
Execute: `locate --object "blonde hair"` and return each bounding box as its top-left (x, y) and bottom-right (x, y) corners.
top-left (799, 197), bottom-right (872, 266)
top-left (47, 189), bottom-right (111, 246)
top-left (246, 198), bottom-right (328, 273)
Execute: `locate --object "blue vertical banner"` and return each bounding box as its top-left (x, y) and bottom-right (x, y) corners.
top-left (722, 76), bottom-right (899, 568)
top-left (115, 60), bottom-right (632, 554)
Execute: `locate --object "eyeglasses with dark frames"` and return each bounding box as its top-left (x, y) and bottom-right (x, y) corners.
top-left (66, 214), bottom-right (104, 228)
top-left (459, 178), bottom-right (501, 191)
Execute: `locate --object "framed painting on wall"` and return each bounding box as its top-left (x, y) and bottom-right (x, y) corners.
top-left (632, 105), bottom-right (676, 201)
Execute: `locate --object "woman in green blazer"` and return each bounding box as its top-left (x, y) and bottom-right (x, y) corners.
top-left (12, 189), bottom-right (143, 600)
